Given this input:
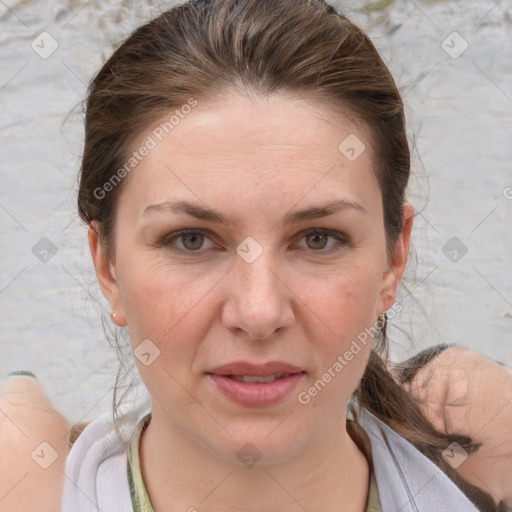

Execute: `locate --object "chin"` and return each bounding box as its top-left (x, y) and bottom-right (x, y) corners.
top-left (198, 418), bottom-right (313, 468)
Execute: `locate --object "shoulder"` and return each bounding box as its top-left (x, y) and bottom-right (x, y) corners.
top-left (61, 404), bottom-right (149, 512)
top-left (357, 409), bottom-right (480, 512)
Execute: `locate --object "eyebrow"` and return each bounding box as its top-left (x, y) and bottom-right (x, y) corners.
top-left (142, 199), bottom-right (367, 226)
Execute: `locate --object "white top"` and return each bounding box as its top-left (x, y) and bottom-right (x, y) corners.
top-left (61, 404), bottom-right (480, 512)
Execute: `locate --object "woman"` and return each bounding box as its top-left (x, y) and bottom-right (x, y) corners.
top-left (2, 0), bottom-right (510, 510)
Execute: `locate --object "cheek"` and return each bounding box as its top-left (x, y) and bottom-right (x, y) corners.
top-left (296, 275), bottom-right (378, 414)
top-left (297, 259), bottom-right (382, 389)
top-left (116, 256), bottom-right (227, 393)
top-left (116, 258), bottom-right (211, 401)
top-left (117, 254), bottom-right (215, 340)
top-left (299, 258), bottom-right (383, 339)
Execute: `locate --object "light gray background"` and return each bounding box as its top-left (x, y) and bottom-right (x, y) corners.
top-left (1, 0), bottom-right (511, 423)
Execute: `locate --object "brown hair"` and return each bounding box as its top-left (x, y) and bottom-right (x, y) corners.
top-left (76, 1), bottom-right (502, 509)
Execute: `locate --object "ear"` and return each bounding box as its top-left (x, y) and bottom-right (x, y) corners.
top-left (88, 222), bottom-right (127, 327)
top-left (377, 204), bottom-right (414, 315)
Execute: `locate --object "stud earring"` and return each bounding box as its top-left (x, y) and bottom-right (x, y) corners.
top-left (110, 311), bottom-right (123, 327)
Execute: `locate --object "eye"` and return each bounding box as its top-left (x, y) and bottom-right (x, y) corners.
top-left (296, 229), bottom-right (348, 253)
top-left (157, 229), bottom-right (216, 254)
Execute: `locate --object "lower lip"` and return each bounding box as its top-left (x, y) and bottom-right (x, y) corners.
top-left (208, 372), bottom-right (306, 407)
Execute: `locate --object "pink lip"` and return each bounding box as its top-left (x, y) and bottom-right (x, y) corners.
top-left (207, 361), bottom-right (306, 407)
top-left (208, 361), bottom-right (304, 376)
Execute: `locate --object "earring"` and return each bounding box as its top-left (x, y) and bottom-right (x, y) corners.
top-left (373, 312), bottom-right (387, 344)
top-left (377, 312), bottom-right (387, 328)
top-left (110, 311), bottom-right (123, 327)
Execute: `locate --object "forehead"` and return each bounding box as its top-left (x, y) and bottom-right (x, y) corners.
top-left (142, 91), bottom-right (372, 161)
top-left (119, 92), bottom-right (380, 219)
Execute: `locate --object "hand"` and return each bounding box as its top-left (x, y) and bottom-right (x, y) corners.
top-left (0, 375), bottom-right (71, 512)
top-left (403, 346), bottom-right (512, 507)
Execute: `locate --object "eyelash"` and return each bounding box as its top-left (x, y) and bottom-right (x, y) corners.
top-left (156, 228), bottom-right (349, 256)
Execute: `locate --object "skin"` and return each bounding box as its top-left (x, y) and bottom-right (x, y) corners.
top-left (0, 376), bottom-right (70, 512)
top-left (90, 90), bottom-right (413, 512)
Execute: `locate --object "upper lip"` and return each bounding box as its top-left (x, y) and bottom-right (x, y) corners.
top-left (208, 361), bottom-right (305, 376)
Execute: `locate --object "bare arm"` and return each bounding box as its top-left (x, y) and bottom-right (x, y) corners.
top-left (0, 375), bottom-right (71, 512)
top-left (402, 345), bottom-right (512, 508)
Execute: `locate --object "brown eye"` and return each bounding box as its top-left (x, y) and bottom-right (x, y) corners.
top-left (180, 232), bottom-right (205, 251)
top-left (157, 229), bottom-right (216, 254)
top-left (297, 229), bottom-right (348, 254)
top-left (305, 232), bottom-right (329, 250)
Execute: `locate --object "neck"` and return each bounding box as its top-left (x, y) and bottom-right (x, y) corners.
top-left (139, 406), bottom-right (370, 512)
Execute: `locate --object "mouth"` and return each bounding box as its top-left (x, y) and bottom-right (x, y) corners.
top-left (223, 372), bottom-right (301, 383)
top-left (206, 365), bottom-right (306, 407)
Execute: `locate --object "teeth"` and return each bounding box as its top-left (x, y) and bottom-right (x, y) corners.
top-left (231, 373), bottom-right (288, 383)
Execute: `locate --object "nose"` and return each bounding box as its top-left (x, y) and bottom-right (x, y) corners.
top-left (221, 248), bottom-right (294, 340)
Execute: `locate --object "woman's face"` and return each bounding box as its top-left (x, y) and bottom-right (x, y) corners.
top-left (91, 91), bottom-right (411, 464)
